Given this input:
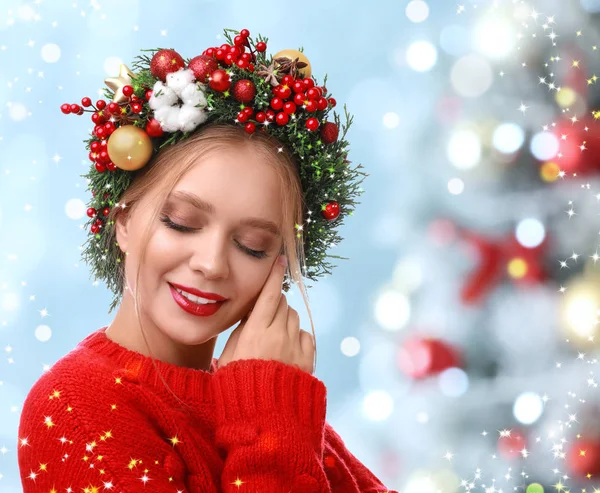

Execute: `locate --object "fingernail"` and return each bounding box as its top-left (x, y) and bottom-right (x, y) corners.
top-left (278, 255), bottom-right (288, 267)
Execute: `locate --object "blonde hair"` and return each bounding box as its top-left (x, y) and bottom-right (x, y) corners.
top-left (106, 123), bottom-right (317, 413)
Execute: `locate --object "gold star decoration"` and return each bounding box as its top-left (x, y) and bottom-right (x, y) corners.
top-left (104, 64), bottom-right (136, 103)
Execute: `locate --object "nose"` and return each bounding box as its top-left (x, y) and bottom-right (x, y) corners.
top-left (188, 227), bottom-right (230, 280)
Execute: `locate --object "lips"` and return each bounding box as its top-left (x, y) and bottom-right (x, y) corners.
top-left (169, 283), bottom-right (226, 317)
top-left (168, 282), bottom-right (227, 301)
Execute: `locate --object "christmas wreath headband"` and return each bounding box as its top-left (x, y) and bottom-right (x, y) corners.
top-left (60, 27), bottom-right (367, 311)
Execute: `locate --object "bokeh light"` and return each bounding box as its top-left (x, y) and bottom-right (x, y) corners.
top-left (406, 41), bottom-right (437, 72)
top-left (492, 122), bottom-right (525, 154)
top-left (513, 391), bottom-right (544, 425)
top-left (515, 218), bottom-right (545, 248)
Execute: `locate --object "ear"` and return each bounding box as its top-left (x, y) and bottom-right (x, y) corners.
top-left (115, 212), bottom-right (130, 254)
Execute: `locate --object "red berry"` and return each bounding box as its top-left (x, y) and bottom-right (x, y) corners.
top-left (70, 104), bottom-right (80, 113)
top-left (86, 207), bottom-right (97, 218)
top-left (278, 85), bottom-right (292, 100)
top-left (91, 224), bottom-right (99, 234)
top-left (303, 78), bottom-right (315, 89)
top-left (89, 151), bottom-right (97, 162)
top-left (60, 103), bottom-right (72, 114)
top-left (241, 53), bottom-right (252, 62)
top-left (104, 122), bottom-right (116, 134)
top-left (328, 97), bottom-right (337, 107)
top-left (122, 86), bottom-right (134, 97)
top-left (237, 111), bottom-right (249, 123)
top-left (236, 59), bottom-right (249, 70)
top-left (270, 97), bottom-right (283, 110)
top-left (91, 113), bottom-right (101, 124)
top-left (255, 111), bottom-right (266, 123)
top-left (145, 90), bottom-right (153, 100)
top-left (106, 162), bottom-right (117, 172)
top-left (131, 102), bottom-right (143, 113)
top-left (276, 112), bottom-right (289, 126)
top-left (256, 41), bottom-right (267, 52)
top-left (283, 102), bottom-right (297, 114)
top-left (103, 207), bottom-right (110, 216)
top-left (305, 100), bottom-right (318, 112)
top-left (234, 35), bottom-right (246, 47)
top-left (317, 97), bottom-right (329, 111)
top-left (293, 93), bottom-right (305, 106)
top-left (306, 88), bottom-right (320, 100)
top-left (107, 102), bottom-right (120, 114)
top-left (265, 109), bottom-right (275, 122)
top-left (242, 107), bottom-right (254, 117)
top-left (90, 141), bottom-right (101, 152)
top-left (145, 119), bottom-right (164, 137)
top-left (220, 43), bottom-right (230, 50)
top-left (245, 122), bottom-right (256, 134)
top-left (94, 162), bottom-right (107, 173)
top-left (95, 127), bottom-right (107, 139)
top-left (240, 29), bottom-right (250, 38)
top-left (96, 100), bottom-right (106, 110)
top-left (206, 47), bottom-right (216, 57)
top-left (81, 97), bottom-right (92, 107)
top-left (215, 49), bottom-right (226, 61)
top-left (248, 63), bottom-right (255, 72)
top-left (293, 81), bottom-right (305, 93)
top-left (306, 117), bottom-right (319, 131)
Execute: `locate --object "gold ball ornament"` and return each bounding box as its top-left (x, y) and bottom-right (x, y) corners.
top-left (272, 49), bottom-right (312, 79)
top-left (107, 125), bottom-right (154, 171)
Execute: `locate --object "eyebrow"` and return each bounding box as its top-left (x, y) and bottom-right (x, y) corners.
top-left (168, 190), bottom-right (281, 237)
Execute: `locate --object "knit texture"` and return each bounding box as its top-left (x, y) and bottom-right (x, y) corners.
top-left (17, 326), bottom-right (397, 492)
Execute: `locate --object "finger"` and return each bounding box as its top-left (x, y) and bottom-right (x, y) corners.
top-left (286, 306), bottom-right (300, 340)
top-left (269, 292), bottom-right (289, 330)
top-left (250, 255), bottom-right (287, 326)
top-left (299, 330), bottom-right (316, 373)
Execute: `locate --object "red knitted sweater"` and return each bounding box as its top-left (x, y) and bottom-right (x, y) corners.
top-left (17, 326), bottom-right (396, 492)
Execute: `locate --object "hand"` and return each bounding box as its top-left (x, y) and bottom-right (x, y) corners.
top-left (218, 256), bottom-right (315, 374)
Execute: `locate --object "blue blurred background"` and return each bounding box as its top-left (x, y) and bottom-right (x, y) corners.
top-left (4, 0), bottom-right (600, 491)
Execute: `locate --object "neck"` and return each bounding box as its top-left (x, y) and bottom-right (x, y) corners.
top-left (105, 289), bottom-right (217, 371)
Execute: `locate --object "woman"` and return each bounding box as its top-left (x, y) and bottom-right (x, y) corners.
top-left (17, 28), bottom-right (397, 492)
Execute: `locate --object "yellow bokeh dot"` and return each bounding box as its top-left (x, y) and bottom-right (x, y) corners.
top-left (507, 257), bottom-right (528, 279)
top-left (540, 161), bottom-right (560, 182)
top-left (555, 87), bottom-right (577, 107)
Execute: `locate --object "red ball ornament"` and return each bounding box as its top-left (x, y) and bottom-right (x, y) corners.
top-left (306, 117), bottom-right (319, 131)
top-left (209, 69), bottom-right (232, 92)
top-left (91, 224), bottom-right (100, 234)
top-left (321, 201), bottom-right (340, 221)
top-left (145, 119), bottom-right (164, 138)
top-left (102, 207), bottom-right (110, 217)
top-left (233, 79), bottom-right (256, 103)
top-left (275, 112), bottom-right (289, 126)
top-left (86, 207), bottom-right (97, 218)
top-left (320, 122), bottom-right (339, 144)
top-left (567, 439), bottom-right (600, 477)
top-left (150, 49), bottom-right (185, 81)
top-left (188, 55), bottom-right (218, 83)
top-left (497, 429), bottom-right (528, 460)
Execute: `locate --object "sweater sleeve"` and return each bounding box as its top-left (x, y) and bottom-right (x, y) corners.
top-left (17, 366), bottom-right (217, 493)
top-left (211, 358), bottom-right (397, 493)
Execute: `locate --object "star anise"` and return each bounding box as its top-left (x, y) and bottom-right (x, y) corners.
top-left (273, 56), bottom-right (308, 80)
top-left (256, 60), bottom-right (280, 87)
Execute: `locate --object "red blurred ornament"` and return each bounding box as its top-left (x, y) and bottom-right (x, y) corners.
top-left (146, 119), bottom-right (164, 138)
top-left (551, 117), bottom-right (600, 176)
top-left (497, 429), bottom-right (528, 461)
top-left (397, 336), bottom-right (462, 379)
top-left (567, 439), bottom-right (600, 477)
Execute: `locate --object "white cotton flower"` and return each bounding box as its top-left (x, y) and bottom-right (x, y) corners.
top-left (153, 106), bottom-right (181, 133)
top-left (166, 68), bottom-right (196, 97)
top-left (180, 83), bottom-right (208, 108)
top-left (148, 80), bottom-right (178, 110)
top-left (178, 104), bottom-right (208, 132)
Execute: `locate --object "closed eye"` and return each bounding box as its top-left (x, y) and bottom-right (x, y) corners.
top-left (159, 215), bottom-right (267, 259)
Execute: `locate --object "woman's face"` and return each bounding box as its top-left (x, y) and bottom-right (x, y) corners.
top-left (116, 144), bottom-right (285, 346)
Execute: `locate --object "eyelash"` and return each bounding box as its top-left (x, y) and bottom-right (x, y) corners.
top-left (159, 215), bottom-right (268, 259)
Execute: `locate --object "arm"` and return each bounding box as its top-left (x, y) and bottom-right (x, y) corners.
top-left (212, 358), bottom-right (396, 493)
top-left (17, 368), bottom-right (215, 493)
